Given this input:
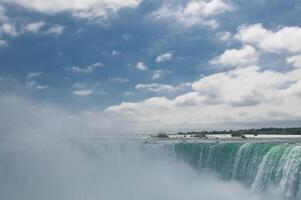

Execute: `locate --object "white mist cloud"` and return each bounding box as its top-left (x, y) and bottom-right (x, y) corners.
top-left (0, 93), bottom-right (285, 200)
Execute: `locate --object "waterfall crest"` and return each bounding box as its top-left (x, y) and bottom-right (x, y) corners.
top-left (174, 142), bottom-right (301, 200)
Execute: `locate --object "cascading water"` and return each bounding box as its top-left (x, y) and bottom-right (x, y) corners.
top-left (173, 142), bottom-right (301, 200)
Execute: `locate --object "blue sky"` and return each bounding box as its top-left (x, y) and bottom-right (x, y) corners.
top-left (1, 0), bottom-right (301, 133)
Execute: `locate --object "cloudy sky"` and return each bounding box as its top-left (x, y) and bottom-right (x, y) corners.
top-left (1, 0), bottom-right (301, 133)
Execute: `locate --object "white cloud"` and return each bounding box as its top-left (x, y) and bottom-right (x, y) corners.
top-left (44, 24), bottom-right (65, 35)
top-left (152, 70), bottom-right (170, 80)
top-left (25, 72), bottom-right (49, 90)
top-left (2, 69), bottom-right (301, 133)
top-left (0, 23), bottom-right (18, 36)
top-left (26, 80), bottom-right (49, 90)
top-left (112, 50), bottom-right (119, 55)
top-left (23, 21), bottom-right (45, 33)
top-left (0, 39), bottom-right (6, 46)
top-left (26, 72), bottom-right (42, 80)
top-left (135, 82), bottom-right (191, 93)
top-left (106, 66), bottom-right (301, 129)
top-left (73, 82), bottom-right (88, 89)
top-left (155, 53), bottom-right (173, 63)
top-left (216, 31), bottom-right (231, 41)
top-left (135, 83), bottom-right (177, 93)
top-left (25, 80), bottom-right (38, 89)
top-left (234, 23), bottom-right (270, 44)
top-left (152, 71), bottom-right (162, 80)
top-left (24, 23), bottom-right (65, 35)
top-left (35, 85), bottom-right (49, 90)
top-left (72, 81), bottom-right (101, 89)
top-left (108, 77), bottom-right (129, 83)
top-left (70, 62), bottom-right (103, 74)
top-left (122, 33), bottom-right (131, 40)
top-left (106, 96), bottom-right (173, 112)
top-left (153, 70), bottom-right (163, 79)
top-left (235, 23), bottom-right (301, 53)
top-left (124, 91), bottom-right (134, 96)
top-left (136, 62), bottom-right (148, 71)
top-left (152, 0), bottom-right (232, 28)
top-left (72, 81), bottom-right (104, 97)
top-left (1, 0), bottom-right (141, 22)
top-left (72, 89), bottom-right (94, 96)
top-left (173, 92), bottom-right (205, 107)
top-left (0, 20), bottom-right (65, 37)
top-left (210, 45), bottom-right (258, 67)
top-left (287, 55), bottom-right (301, 68)
top-left (191, 66), bottom-right (296, 106)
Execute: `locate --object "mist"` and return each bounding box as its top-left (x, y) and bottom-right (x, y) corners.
top-left (0, 94), bottom-right (285, 200)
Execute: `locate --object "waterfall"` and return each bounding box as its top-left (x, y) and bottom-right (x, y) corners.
top-left (174, 142), bottom-right (301, 200)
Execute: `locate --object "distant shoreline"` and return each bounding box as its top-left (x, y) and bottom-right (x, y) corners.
top-left (149, 127), bottom-right (301, 140)
top-left (156, 127), bottom-right (301, 136)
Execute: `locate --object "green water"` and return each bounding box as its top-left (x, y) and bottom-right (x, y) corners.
top-left (174, 142), bottom-right (301, 200)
